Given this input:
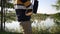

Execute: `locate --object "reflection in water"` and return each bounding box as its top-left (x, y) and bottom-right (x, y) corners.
top-left (5, 21), bottom-right (23, 33)
top-left (0, 17), bottom-right (55, 33)
top-left (32, 17), bottom-right (55, 30)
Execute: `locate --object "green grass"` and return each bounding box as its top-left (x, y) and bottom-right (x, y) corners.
top-left (0, 31), bottom-right (23, 34)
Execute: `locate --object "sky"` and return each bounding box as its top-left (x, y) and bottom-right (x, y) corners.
top-left (37, 0), bottom-right (60, 14)
top-left (0, 0), bottom-right (60, 14)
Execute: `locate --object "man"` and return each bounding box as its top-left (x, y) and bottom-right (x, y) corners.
top-left (14, 0), bottom-right (38, 34)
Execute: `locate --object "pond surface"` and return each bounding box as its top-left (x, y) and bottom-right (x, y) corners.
top-left (0, 17), bottom-right (56, 33)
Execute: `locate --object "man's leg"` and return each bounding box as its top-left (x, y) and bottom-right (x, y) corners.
top-left (20, 21), bottom-right (32, 34)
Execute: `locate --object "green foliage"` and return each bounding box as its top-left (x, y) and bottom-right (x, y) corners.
top-left (48, 25), bottom-right (60, 34)
top-left (6, 3), bottom-right (14, 8)
top-left (31, 13), bottom-right (60, 34)
top-left (52, 0), bottom-right (60, 10)
top-left (0, 12), bottom-right (16, 22)
top-left (31, 14), bottom-right (48, 21)
top-left (51, 13), bottom-right (60, 20)
top-left (0, 0), bottom-right (14, 8)
top-left (0, 12), bottom-right (60, 34)
top-left (5, 12), bottom-right (16, 21)
top-left (48, 13), bottom-right (60, 25)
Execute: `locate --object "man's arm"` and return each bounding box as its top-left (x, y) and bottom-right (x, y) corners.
top-left (33, 0), bottom-right (38, 14)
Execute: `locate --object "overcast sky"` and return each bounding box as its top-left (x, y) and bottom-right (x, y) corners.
top-left (37, 0), bottom-right (60, 14)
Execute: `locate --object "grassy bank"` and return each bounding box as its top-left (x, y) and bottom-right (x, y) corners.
top-left (0, 31), bottom-right (22, 34)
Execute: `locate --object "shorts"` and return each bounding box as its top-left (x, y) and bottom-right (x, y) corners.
top-left (15, 9), bottom-right (31, 21)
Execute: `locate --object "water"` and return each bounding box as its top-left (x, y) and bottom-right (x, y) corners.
top-left (0, 17), bottom-right (55, 33)
top-left (32, 17), bottom-right (55, 31)
top-left (5, 21), bottom-right (23, 33)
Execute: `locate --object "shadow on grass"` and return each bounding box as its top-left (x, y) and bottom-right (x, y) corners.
top-left (0, 31), bottom-right (23, 34)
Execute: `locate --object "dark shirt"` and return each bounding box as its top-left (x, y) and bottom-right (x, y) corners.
top-left (15, 9), bottom-right (31, 21)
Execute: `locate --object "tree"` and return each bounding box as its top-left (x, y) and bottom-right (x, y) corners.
top-left (0, 0), bottom-right (14, 8)
top-left (0, 0), bottom-right (14, 31)
top-left (53, 0), bottom-right (60, 10)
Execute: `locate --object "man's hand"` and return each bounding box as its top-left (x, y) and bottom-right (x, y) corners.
top-left (25, 11), bottom-right (32, 16)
